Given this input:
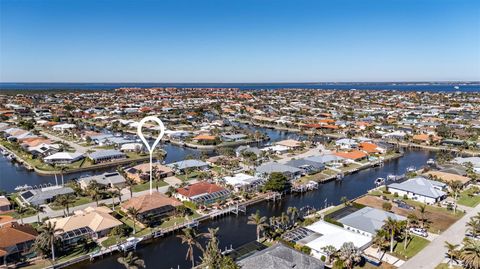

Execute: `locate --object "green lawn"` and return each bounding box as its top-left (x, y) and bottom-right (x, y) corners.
top-left (393, 235), bottom-right (430, 259)
top-left (49, 196), bottom-right (92, 210)
top-left (131, 180), bottom-right (168, 192)
top-left (159, 213), bottom-right (201, 229)
top-left (435, 263), bottom-right (463, 269)
top-left (457, 189), bottom-right (480, 207)
top-left (101, 236), bottom-right (126, 247)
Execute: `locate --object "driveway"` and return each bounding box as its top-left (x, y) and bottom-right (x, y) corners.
top-left (400, 203), bottom-right (480, 268)
top-left (41, 131), bottom-right (94, 154)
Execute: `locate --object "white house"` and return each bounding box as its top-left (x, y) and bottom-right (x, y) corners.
top-left (53, 123), bottom-right (76, 132)
top-left (44, 152), bottom-right (84, 164)
top-left (388, 176), bottom-right (447, 204)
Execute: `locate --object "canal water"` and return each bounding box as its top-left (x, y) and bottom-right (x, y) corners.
top-left (70, 149), bottom-right (434, 269)
top-left (0, 124), bottom-right (304, 193)
top-left (0, 124), bottom-right (435, 269)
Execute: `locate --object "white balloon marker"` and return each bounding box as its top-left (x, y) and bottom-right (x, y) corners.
top-left (137, 116), bottom-right (165, 195)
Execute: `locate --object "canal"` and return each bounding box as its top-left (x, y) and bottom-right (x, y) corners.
top-left (70, 149), bottom-right (434, 269)
top-left (0, 124), bottom-right (435, 269)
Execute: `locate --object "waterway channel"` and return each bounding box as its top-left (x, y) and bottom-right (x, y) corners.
top-left (0, 125), bottom-right (435, 269)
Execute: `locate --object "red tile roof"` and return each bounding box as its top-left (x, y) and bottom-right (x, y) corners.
top-left (176, 181), bottom-right (226, 198)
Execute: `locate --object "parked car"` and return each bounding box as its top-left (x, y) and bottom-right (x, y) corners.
top-left (410, 227), bottom-right (428, 237)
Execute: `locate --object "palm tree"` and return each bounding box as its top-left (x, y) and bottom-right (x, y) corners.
top-left (117, 251), bottom-right (146, 269)
top-left (338, 242), bottom-right (362, 269)
top-left (467, 218), bottom-right (480, 238)
top-left (125, 177), bottom-right (135, 198)
top-left (321, 245), bottom-right (337, 265)
top-left (200, 227), bottom-right (222, 269)
top-left (109, 189), bottom-right (121, 210)
top-left (127, 207), bottom-right (140, 234)
top-left (444, 241), bottom-right (459, 269)
top-left (373, 229), bottom-right (390, 252)
top-left (384, 217), bottom-right (400, 253)
top-left (55, 194), bottom-right (75, 215)
top-left (16, 206), bottom-right (28, 224)
top-left (287, 206), bottom-right (299, 223)
top-left (418, 204), bottom-right (427, 228)
top-left (89, 185), bottom-right (103, 206)
top-left (448, 180), bottom-right (463, 214)
top-left (32, 204), bottom-right (46, 223)
top-left (177, 228), bottom-right (204, 268)
top-left (460, 238), bottom-right (480, 269)
top-left (247, 210), bottom-right (268, 241)
top-left (34, 222), bottom-right (63, 262)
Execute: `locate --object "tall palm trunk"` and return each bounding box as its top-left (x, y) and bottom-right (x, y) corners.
top-left (51, 240), bottom-right (56, 262)
top-left (390, 230), bottom-right (394, 253)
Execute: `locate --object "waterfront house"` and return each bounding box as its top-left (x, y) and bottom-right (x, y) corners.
top-left (424, 171), bottom-right (471, 186)
top-left (334, 150), bottom-right (368, 161)
top-left (304, 154), bottom-right (345, 167)
top-left (47, 206), bottom-right (122, 246)
top-left (453, 157), bottom-right (480, 173)
top-left (284, 158), bottom-right (325, 175)
top-left (221, 133), bottom-right (248, 142)
top-left (120, 142), bottom-right (143, 152)
top-left (335, 138), bottom-right (358, 150)
top-left (260, 144), bottom-right (290, 154)
top-left (412, 133), bottom-right (441, 145)
top-left (304, 220), bottom-right (371, 260)
top-left (387, 176), bottom-right (447, 204)
top-left (235, 145), bottom-right (261, 158)
top-left (0, 223), bottom-right (38, 265)
top-left (222, 173), bottom-right (263, 192)
top-left (78, 172), bottom-right (126, 190)
top-left (43, 151), bottom-right (84, 164)
top-left (237, 243), bottom-right (324, 269)
top-left (256, 162), bottom-right (302, 180)
top-left (126, 162), bottom-right (174, 183)
top-left (359, 142), bottom-right (386, 154)
top-left (166, 159), bottom-right (209, 174)
top-left (19, 185), bottom-right (75, 206)
top-left (52, 123), bottom-right (76, 133)
top-left (0, 196), bottom-right (11, 213)
top-left (275, 139), bottom-right (303, 150)
top-left (175, 181), bottom-right (230, 205)
top-left (338, 207), bottom-right (406, 237)
top-left (88, 149), bottom-right (126, 164)
top-left (120, 192), bottom-right (182, 225)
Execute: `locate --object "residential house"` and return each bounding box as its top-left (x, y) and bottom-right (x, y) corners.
top-left (284, 158), bottom-right (325, 175)
top-left (120, 192), bottom-right (182, 224)
top-left (88, 149), bottom-right (126, 164)
top-left (275, 139), bottom-right (303, 150)
top-left (256, 162), bottom-right (302, 180)
top-left (167, 159), bottom-right (209, 174)
top-left (126, 163), bottom-right (174, 183)
top-left (0, 196), bottom-right (11, 213)
top-left (44, 151), bottom-right (84, 164)
top-left (0, 223), bottom-right (38, 265)
top-left (78, 172), bottom-right (126, 190)
top-left (48, 206), bottom-right (122, 245)
top-left (338, 207), bottom-right (406, 237)
top-left (175, 181), bottom-right (230, 205)
top-left (388, 177), bottom-right (447, 204)
top-left (222, 173), bottom-right (263, 192)
top-left (19, 185), bottom-right (75, 206)
top-left (221, 134), bottom-right (248, 142)
top-left (237, 243), bottom-right (324, 269)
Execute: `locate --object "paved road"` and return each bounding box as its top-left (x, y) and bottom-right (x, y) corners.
top-left (41, 131), bottom-right (94, 154)
top-left (400, 203), bottom-right (480, 268)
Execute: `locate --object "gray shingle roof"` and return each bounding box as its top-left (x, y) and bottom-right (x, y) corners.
top-left (388, 177), bottom-right (446, 199)
top-left (338, 207), bottom-right (406, 235)
top-left (88, 149), bottom-right (125, 160)
top-left (238, 243), bottom-right (324, 269)
top-left (256, 162), bottom-right (302, 174)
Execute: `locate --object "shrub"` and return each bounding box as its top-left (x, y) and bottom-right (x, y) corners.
top-left (394, 192), bottom-right (399, 198)
top-left (403, 194), bottom-right (408, 200)
top-left (382, 202), bottom-right (392, 211)
top-left (321, 255), bottom-right (326, 262)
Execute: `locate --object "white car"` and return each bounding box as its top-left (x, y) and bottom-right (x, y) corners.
top-left (410, 227), bottom-right (428, 237)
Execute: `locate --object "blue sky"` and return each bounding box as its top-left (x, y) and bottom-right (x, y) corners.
top-left (1, 0), bottom-right (479, 82)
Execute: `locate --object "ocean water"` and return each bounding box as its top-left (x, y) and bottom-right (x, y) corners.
top-left (0, 82), bottom-right (479, 91)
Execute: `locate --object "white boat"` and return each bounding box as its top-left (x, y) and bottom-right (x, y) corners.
top-left (406, 166), bottom-right (416, 172)
top-left (15, 184), bottom-right (33, 192)
top-left (375, 177), bottom-right (385, 185)
top-left (119, 237), bottom-right (143, 252)
top-left (427, 158), bottom-right (435, 165)
top-left (387, 174), bottom-right (397, 181)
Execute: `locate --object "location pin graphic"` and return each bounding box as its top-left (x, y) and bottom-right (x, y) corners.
top-left (137, 116), bottom-right (165, 195)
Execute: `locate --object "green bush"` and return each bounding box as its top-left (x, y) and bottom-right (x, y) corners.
top-left (321, 255), bottom-right (326, 262)
top-left (324, 217), bottom-right (344, 227)
top-left (394, 192), bottom-right (399, 198)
